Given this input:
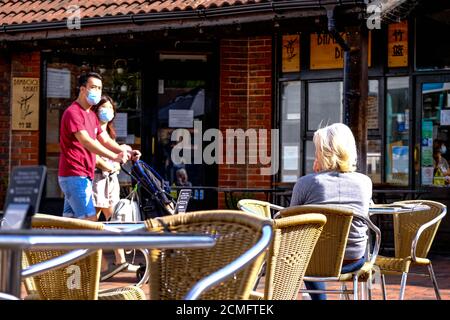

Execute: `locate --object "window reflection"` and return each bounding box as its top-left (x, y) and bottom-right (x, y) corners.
top-left (421, 82), bottom-right (450, 186)
top-left (386, 77), bottom-right (410, 185)
top-left (367, 140), bottom-right (381, 183)
top-left (307, 82), bottom-right (343, 131)
top-left (280, 81), bottom-right (301, 182)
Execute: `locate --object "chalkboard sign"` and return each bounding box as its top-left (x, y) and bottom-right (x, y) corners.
top-left (1, 165), bottom-right (46, 230)
top-left (174, 189), bottom-right (192, 214)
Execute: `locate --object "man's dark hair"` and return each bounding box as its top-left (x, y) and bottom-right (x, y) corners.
top-left (78, 72), bottom-right (102, 87)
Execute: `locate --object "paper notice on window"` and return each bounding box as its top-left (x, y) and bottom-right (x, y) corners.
top-left (283, 146), bottom-right (299, 170)
top-left (114, 113), bottom-right (128, 138)
top-left (441, 109), bottom-right (450, 125)
top-left (169, 109), bottom-right (194, 128)
top-left (422, 167), bottom-right (434, 185)
top-left (47, 68), bottom-right (71, 98)
top-left (282, 175), bottom-right (298, 183)
top-left (287, 113), bottom-right (300, 120)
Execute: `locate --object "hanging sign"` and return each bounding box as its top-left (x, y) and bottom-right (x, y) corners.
top-left (282, 34), bottom-right (300, 72)
top-left (12, 77), bottom-right (40, 131)
top-left (388, 21), bottom-right (408, 68)
top-left (310, 32), bottom-right (372, 69)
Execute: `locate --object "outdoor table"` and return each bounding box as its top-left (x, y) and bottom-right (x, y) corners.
top-left (368, 203), bottom-right (431, 254)
top-left (0, 228), bottom-right (215, 299)
top-left (372, 189), bottom-right (429, 204)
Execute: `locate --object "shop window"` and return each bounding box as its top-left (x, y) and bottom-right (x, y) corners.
top-left (280, 81), bottom-right (301, 182)
top-left (367, 140), bottom-right (382, 184)
top-left (421, 82), bottom-right (450, 186)
top-left (367, 80), bottom-right (381, 183)
top-left (386, 77), bottom-right (410, 186)
top-left (304, 140), bottom-right (315, 175)
top-left (307, 82), bottom-right (343, 131)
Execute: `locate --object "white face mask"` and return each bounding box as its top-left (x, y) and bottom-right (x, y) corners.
top-left (98, 108), bottom-right (114, 123)
top-left (86, 89), bottom-right (101, 105)
top-left (441, 145), bottom-right (447, 155)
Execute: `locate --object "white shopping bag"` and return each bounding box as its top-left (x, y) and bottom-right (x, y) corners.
top-left (112, 190), bottom-right (141, 222)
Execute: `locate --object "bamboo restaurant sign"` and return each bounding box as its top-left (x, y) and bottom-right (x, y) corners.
top-left (388, 21), bottom-right (408, 68)
top-left (12, 77), bottom-right (40, 131)
top-left (310, 33), bottom-right (372, 69)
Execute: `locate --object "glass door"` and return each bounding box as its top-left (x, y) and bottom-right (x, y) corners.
top-left (151, 53), bottom-right (217, 210)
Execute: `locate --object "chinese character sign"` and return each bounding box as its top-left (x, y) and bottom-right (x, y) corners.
top-left (12, 77), bottom-right (40, 131)
top-left (310, 33), bottom-right (345, 69)
top-left (388, 21), bottom-right (408, 68)
top-left (282, 34), bottom-right (300, 72)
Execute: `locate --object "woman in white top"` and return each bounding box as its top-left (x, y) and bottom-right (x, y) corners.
top-left (92, 95), bottom-right (140, 281)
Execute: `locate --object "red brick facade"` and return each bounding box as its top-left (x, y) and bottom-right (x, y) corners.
top-left (0, 51), bottom-right (40, 209)
top-left (218, 37), bottom-right (273, 208)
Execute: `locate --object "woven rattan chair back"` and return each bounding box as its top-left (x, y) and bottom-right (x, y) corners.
top-left (22, 252), bottom-right (38, 296)
top-left (264, 213), bottom-right (326, 300)
top-left (25, 214), bottom-right (104, 300)
top-left (237, 199), bottom-right (272, 219)
top-left (145, 210), bottom-right (271, 300)
top-left (280, 205), bottom-right (353, 278)
top-left (392, 200), bottom-right (445, 259)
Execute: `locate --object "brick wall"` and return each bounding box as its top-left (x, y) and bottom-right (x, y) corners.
top-left (218, 37), bottom-right (273, 208)
top-left (0, 53), bottom-right (12, 209)
top-left (0, 51), bottom-right (40, 209)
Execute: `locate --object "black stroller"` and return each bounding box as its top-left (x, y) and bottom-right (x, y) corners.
top-left (119, 160), bottom-right (191, 282)
top-left (124, 159), bottom-right (176, 219)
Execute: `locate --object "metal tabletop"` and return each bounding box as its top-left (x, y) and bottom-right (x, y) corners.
top-left (0, 228), bottom-right (215, 299)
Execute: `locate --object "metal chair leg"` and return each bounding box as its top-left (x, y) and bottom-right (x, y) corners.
top-left (353, 275), bottom-right (358, 300)
top-left (399, 272), bottom-right (408, 300)
top-left (341, 283), bottom-right (351, 300)
top-left (427, 263), bottom-right (442, 300)
top-left (367, 272), bottom-right (373, 300)
top-left (381, 274), bottom-right (387, 300)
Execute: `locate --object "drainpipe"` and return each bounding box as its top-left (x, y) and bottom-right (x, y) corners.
top-left (325, 5), bottom-right (367, 173)
top-left (325, 6), bottom-right (351, 116)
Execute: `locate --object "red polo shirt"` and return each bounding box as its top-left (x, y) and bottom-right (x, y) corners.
top-left (58, 101), bottom-right (103, 180)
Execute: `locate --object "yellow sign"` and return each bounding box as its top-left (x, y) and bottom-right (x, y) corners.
top-left (282, 34), bottom-right (300, 72)
top-left (310, 32), bottom-right (372, 69)
top-left (310, 33), bottom-right (345, 69)
top-left (388, 21), bottom-right (408, 68)
top-left (12, 77), bottom-right (40, 131)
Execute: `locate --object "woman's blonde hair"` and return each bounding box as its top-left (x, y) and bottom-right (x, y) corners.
top-left (313, 123), bottom-right (357, 172)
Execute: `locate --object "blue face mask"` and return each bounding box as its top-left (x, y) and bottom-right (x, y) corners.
top-left (86, 89), bottom-right (101, 106)
top-left (98, 108), bottom-right (114, 123)
top-left (441, 145), bottom-right (447, 155)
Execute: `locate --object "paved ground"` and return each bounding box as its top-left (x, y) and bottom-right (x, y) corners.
top-left (94, 253), bottom-right (450, 300)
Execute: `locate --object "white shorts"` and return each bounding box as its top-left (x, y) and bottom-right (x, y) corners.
top-left (92, 172), bottom-right (120, 209)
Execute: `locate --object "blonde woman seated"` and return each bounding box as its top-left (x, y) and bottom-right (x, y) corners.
top-left (290, 123), bottom-right (372, 300)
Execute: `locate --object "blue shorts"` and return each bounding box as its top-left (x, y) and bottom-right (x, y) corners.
top-left (58, 176), bottom-right (96, 219)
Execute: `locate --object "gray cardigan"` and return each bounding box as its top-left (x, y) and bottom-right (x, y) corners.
top-left (290, 171), bottom-right (373, 260)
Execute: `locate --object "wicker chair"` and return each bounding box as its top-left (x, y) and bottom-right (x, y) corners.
top-left (251, 213), bottom-right (327, 300)
top-left (374, 200), bottom-right (447, 300)
top-left (281, 204), bottom-right (381, 300)
top-left (144, 210), bottom-right (272, 300)
top-left (23, 213), bottom-right (146, 300)
top-left (237, 199), bottom-right (284, 219)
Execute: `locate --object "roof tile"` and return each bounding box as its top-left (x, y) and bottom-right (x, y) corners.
top-left (0, 0), bottom-right (271, 26)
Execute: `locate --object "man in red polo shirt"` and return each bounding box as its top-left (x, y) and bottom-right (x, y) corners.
top-left (58, 72), bottom-right (140, 221)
